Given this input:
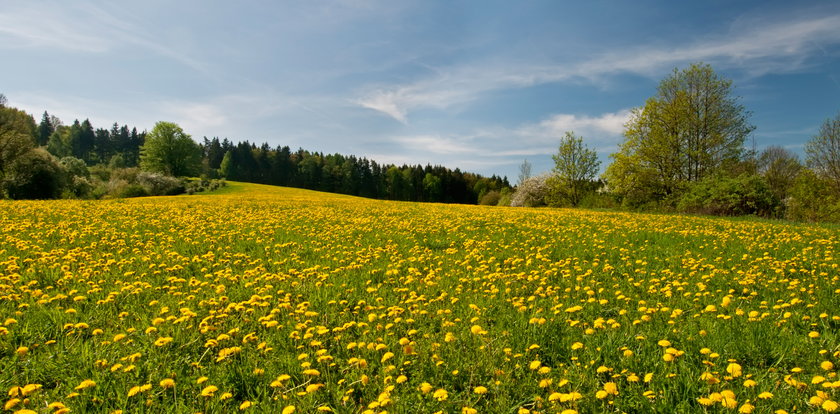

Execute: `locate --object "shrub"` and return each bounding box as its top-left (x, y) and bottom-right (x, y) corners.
top-left (5, 149), bottom-right (66, 199)
top-left (785, 169), bottom-right (840, 223)
top-left (137, 172), bottom-right (185, 196)
top-left (479, 190), bottom-right (501, 206)
top-left (677, 174), bottom-right (778, 217)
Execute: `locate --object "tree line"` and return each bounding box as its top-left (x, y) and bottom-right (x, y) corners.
top-left (0, 96), bottom-right (509, 204)
top-left (204, 138), bottom-right (509, 204)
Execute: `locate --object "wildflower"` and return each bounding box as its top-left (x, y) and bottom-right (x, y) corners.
top-left (201, 385), bottom-right (218, 397)
top-left (727, 363), bottom-right (743, 378)
top-left (433, 388), bottom-right (448, 401)
top-left (75, 379), bottom-right (96, 390)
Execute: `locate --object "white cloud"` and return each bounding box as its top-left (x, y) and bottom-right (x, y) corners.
top-left (393, 134), bottom-right (475, 155)
top-left (356, 91), bottom-right (408, 123)
top-left (356, 13), bottom-right (840, 122)
top-left (530, 110), bottom-right (631, 139)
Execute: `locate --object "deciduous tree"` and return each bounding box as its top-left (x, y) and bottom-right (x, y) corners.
top-left (140, 121), bottom-right (201, 177)
top-left (806, 111), bottom-right (840, 191)
top-left (549, 131), bottom-right (600, 206)
top-left (605, 63), bottom-right (754, 206)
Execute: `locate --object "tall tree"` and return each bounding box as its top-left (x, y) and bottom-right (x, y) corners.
top-left (77, 119), bottom-right (96, 162)
top-left (140, 121), bottom-right (201, 177)
top-left (548, 131), bottom-right (600, 206)
top-left (806, 111), bottom-right (840, 191)
top-left (37, 111), bottom-right (54, 146)
top-left (605, 63), bottom-right (754, 205)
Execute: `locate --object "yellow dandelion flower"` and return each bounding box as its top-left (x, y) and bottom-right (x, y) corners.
top-left (201, 385), bottom-right (218, 397)
top-left (75, 379), bottom-right (96, 390)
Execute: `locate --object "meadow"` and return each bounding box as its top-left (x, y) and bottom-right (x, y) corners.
top-left (1, 182), bottom-right (838, 413)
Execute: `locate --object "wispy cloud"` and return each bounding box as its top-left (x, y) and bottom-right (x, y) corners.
top-left (356, 13), bottom-right (840, 122)
top-left (0, 6), bottom-right (111, 52)
top-left (0, 2), bottom-right (208, 74)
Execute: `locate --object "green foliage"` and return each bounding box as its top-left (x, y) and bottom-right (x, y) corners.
top-left (46, 127), bottom-right (71, 158)
top-left (805, 111), bottom-right (840, 191)
top-left (496, 187), bottom-right (513, 206)
top-left (184, 178), bottom-right (227, 194)
top-left (5, 148), bottom-right (66, 199)
top-left (785, 169), bottom-right (840, 223)
top-left (605, 63), bottom-right (754, 207)
top-left (60, 156), bottom-right (92, 198)
top-left (0, 104), bottom-right (37, 195)
top-left (676, 173), bottom-right (778, 217)
top-left (423, 173), bottom-right (442, 202)
top-left (548, 131), bottom-right (600, 207)
top-left (478, 190), bottom-right (501, 205)
top-left (140, 121), bottom-right (202, 177)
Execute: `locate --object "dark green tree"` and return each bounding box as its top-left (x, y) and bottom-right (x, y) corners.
top-left (38, 111), bottom-right (54, 146)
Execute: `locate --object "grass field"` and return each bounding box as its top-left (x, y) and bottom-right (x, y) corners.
top-left (1, 182), bottom-right (839, 413)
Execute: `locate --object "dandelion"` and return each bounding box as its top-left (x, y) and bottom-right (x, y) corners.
top-left (154, 337), bottom-right (173, 346)
top-left (75, 379), bottom-right (96, 390)
top-left (201, 385), bottom-right (218, 397)
top-left (433, 388), bottom-right (449, 401)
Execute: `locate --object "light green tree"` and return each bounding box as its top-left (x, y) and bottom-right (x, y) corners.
top-left (140, 121), bottom-right (201, 177)
top-left (605, 63), bottom-right (754, 206)
top-left (547, 131), bottom-right (600, 206)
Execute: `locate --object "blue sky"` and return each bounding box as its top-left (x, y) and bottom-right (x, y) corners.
top-left (2, 1), bottom-right (839, 180)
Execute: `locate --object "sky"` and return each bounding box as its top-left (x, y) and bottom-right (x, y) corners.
top-left (2, 0), bottom-right (839, 180)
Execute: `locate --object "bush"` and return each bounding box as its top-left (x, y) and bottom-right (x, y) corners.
top-left (184, 178), bottom-right (227, 194)
top-left (677, 174), bottom-right (778, 217)
top-left (137, 172), bottom-right (185, 196)
top-left (5, 149), bottom-right (66, 199)
top-left (497, 187), bottom-right (512, 207)
top-left (785, 169), bottom-right (840, 223)
top-left (479, 190), bottom-right (501, 206)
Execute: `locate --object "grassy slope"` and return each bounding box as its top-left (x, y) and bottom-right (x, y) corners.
top-left (0, 182), bottom-right (838, 413)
